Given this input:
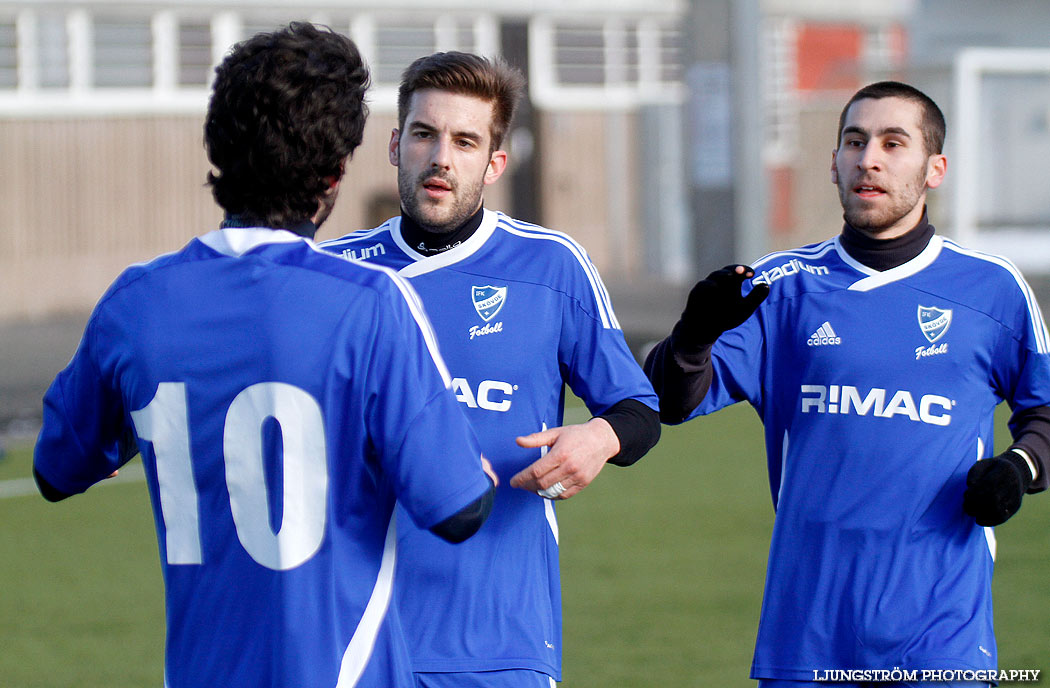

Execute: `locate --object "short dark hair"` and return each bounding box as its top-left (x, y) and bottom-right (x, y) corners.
top-left (837, 81), bottom-right (946, 156)
top-left (205, 22), bottom-right (370, 228)
top-left (397, 51), bottom-right (525, 151)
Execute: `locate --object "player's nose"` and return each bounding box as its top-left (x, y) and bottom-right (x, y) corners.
top-left (429, 137), bottom-right (452, 169)
top-left (857, 145), bottom-right (882, 171)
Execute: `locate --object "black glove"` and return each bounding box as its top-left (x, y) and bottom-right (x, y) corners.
top-left (962, 450), bottom-right (1034, 526)
top-left (676, 265), bottom-right (770, 349)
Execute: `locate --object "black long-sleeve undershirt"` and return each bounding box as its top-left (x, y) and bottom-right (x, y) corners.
top-left (597, 398), bottom-right (661, 467)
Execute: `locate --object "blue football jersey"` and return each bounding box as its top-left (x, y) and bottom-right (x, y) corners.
top-left (34, 227), bottom-right (492, 688)
top-left (322, 209), bottom-right (658, 678)
top-left (691, 234), bottom-right (1050, 678)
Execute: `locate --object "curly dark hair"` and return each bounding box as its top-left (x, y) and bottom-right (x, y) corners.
top-left (205, 22), bottom-right (370, 229)
top-left (397, 52), bottom-right (524, 152)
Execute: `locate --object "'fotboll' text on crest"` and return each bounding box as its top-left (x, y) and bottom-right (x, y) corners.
top-left (469, 322), bottom-right (503, 340)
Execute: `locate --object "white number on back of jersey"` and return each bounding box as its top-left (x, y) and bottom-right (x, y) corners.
top-left (132, 381), bottom-right (329, 571)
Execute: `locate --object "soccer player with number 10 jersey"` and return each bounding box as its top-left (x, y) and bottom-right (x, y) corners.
top-left (33, 23), bottom-right (495, 688)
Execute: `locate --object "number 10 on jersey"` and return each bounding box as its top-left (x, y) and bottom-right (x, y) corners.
top-left (131, 381), bottom-right (330, 571)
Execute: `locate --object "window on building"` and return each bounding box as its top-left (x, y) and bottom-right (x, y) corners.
top-left (93, 15), bottom-right (152, 88)
top-left (0, 7), bottom-right (685, 115)
top-left (554, 24), bottom-right (605, 85)
top-left (530, 16), bottom-right (684, 109)
top-left (657, 23), bottom-right (682, 83)
top-left (0, 17), bottom-right (15, 88)
top-left (375, 20), bottom-right (436, 84)
top-left (37, 13), bottom-right (69, 88)
top-left (178, 20), bottom-right (212, 87)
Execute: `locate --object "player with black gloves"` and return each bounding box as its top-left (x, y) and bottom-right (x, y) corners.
top-left (653, 263), bottom-right (1046, 528)
top-left (645, 81), bottom-right (1050, 687)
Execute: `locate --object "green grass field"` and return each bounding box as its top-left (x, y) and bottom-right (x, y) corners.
top-left (2, 403), bottom-right (1047, 687)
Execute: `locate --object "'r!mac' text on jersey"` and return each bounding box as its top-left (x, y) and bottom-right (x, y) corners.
top-left (694, 234), bottom-right (1050, 679)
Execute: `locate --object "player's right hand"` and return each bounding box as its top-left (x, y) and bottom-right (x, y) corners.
top-left (677, 265), bottom-right (769, 348)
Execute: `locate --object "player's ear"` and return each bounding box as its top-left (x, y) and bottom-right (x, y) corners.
top-left (830, 149), bottom-right (839, 185)
top-left (484, 149), bottom-right (508, 186)
top-left (329, 157), bottom-right (346, 186)
top-left (388, 129), bottom-right (400, 167)
top-left (925, 153), bottom-right (947, 189)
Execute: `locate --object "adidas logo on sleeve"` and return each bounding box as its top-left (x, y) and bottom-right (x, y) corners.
top-left (807, 321), bottom-right (841, 346)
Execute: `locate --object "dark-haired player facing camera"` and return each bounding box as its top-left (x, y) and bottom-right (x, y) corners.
top-left (646, 81), bottom-right (1050, 687)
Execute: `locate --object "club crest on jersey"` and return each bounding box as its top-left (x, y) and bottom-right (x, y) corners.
top-left (472, 285), bottom-right (507, 322)
top-left (918, 305), bottom-right (952, 343)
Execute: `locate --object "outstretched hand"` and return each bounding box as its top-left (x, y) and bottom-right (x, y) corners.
top-left (510, 418), bottom-right (620, 500)
top-left (678, 264), bottom-right (769, 348)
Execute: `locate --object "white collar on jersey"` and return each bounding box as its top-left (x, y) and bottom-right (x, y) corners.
top-left (390, 209), bottom-right (499, 278)
top-left (838, 234), bottom-right (944, 292)
top-left (199, 227), bottom-right (308, 258)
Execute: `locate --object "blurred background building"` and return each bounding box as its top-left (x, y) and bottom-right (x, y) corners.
top-left (1, 0), bottom-right (1049, 426)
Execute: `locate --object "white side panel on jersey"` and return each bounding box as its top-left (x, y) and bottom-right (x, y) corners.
top-left (544, 500), bottom-right (560, 546)
top-left (336, 513), bottom-right (398, 688)
top-left (984, 526), bottom-right (997, 562)
top-left (539, 421), bottom-right (560, 545)
top-left (777, 430), bottom-right (789, 510)
top-left (975, 437), bottom-right (998, 562)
